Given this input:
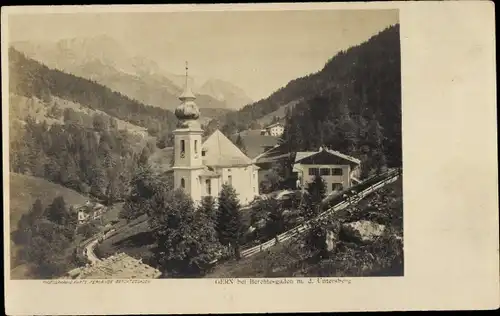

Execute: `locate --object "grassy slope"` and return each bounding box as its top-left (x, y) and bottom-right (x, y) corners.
top-left (206, 177), bottom-right (403, 278)
top-left (256, 99), bottom-right (300, 127)
top-left (95, 215), bottom-right (154, 262)
top-left (8, 173), bottom-right (89, 233)
top-left (9, 173), bottom-right (90, 278)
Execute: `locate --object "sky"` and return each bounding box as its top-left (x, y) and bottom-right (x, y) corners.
top-left (8, 9), bottom-right (399, 100)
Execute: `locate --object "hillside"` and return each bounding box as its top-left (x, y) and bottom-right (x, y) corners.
top-left (9, 94), bottom-right (150, 138)
top-left (212, 24), bottom-right (401, 169)
top-left (9, 173), bottom-right (89, 232)
top-left (211, 25), bottom-right (401, 161)
top-left (9, 47), bottom-right (178, 142)
top-left (256, 99), bottom-right (301, 128)
top-left (12, 37), bottom-right (249, 114)
top-left (206, 177), bottom-right (403, 278)
top-left (229, 130), bottom-right (280, 159)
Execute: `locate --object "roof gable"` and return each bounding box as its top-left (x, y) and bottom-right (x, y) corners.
top-left (202, 130), bottom-right (253, 167)
top-left (295, 149), bottom-right (360, 167)
top-left (265, 122), bottom-right (283, 129)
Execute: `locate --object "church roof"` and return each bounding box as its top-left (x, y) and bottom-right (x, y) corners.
top-left (202, 130), bottom-right (253, 167)
top-left (199, 167), bottom-right (220, 178)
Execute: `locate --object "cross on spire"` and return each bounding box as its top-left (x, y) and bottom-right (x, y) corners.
top-left (178, 61), bottom-right (196, 102)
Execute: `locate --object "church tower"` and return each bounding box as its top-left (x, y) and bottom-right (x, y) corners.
top-left (172, 62), bottom-right (204, 203)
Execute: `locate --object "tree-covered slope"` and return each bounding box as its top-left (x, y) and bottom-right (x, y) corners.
top-left (211, 24), bottom-right (401, 168)
top-left (8, 47), bottom-right (178, 140)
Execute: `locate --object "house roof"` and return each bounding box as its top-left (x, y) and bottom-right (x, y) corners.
top-left (294, 148), bottom-right (361, 167)
top-left (265, 122), bottom-right (283, 129)
top-left (294, 151), bottom-right (317, 163)
top-left (202, 130), bottom-right (253, 167)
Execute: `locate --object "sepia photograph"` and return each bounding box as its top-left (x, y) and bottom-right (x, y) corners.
top-left (3, 2), bottom-right (499, 314)
top-left (5, 8), bottom-right (404, 281)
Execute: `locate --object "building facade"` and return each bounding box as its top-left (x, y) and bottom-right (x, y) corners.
top-left (292, 147), bottom-right (361, 195)
top-left (261, 122), bottom-right (285, 137)
top-left (172, 64), bottom-right (260, 205)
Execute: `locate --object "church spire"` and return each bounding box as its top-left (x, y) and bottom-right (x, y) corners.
top-left (179, 61), bottom-right (196, 102)
top-left (175, 61), bottom-right (200, 126)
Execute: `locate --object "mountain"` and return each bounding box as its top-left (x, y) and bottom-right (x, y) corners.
top-left (198, 78), bottom-right (253, 110)
top-left (11, 36), bottom-right (249, 116)
top-left (214, 24), bottom-right (401, 170)
top-left (8, 47), bottom-right (177, 143)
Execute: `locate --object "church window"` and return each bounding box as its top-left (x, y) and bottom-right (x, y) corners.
top-left (202, 150), bottom-right (206, 157)
top-left (206, 179), bottom-right (211, 195)
top-left (194, 140), bottom-right (198, 154)
top-left (227, 175), bottom-right (232, 185)
top-left (180, 140), bottom-right (185, 158)
top-left (181, 178), bottom-right (185, 188)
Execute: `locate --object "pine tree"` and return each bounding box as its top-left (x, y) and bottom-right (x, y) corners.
top-left (216, 184), bottom-right (244, 259)
top-left (235, 133), bottom-right (246, 154)
top-left (197, 196), bottom-right (217, 223)
top-left (45, 196), bottom-right (67, 226)
top-left (15, 199), bottom-right (44, 245)
top-left (149, 188), bottom-right (222, 277)
top-left (138, 145), bottom-right (151, 167)
top-left (303, 175), bottom-right (327, 219)
top-left (266, 198), bottom-right (284, 243)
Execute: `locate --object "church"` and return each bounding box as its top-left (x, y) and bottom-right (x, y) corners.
top-left (172, 64), bottom-right (260, 205)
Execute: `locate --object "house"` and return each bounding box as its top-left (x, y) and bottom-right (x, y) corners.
top-left (292, 147), bottom-right (361, 195)
top-left (75, 201), bottom-right (106, 224)
top-left (77, 208), bottom-right (90, 224)
top-left (260, 122), bottom-right (285, 137)
top-left (172, 64), bottom-right (260, 206)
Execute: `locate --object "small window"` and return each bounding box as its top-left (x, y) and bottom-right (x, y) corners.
top-left (194, 140), bottom-right (198, 154)
top-left (227, 175), bottom-right (232, 185)
top-left (181, 178), bottom-right (185, 188)
top-left (202, 150), bottom-right (206, 157)
top-left (180, 140), bottom-right (185, 158)
top-left (308, 168), bottom-right (319, 176)
top-left (332, 168), bottom-right (343, 176)
top-left (332, 183), bottom-right (343, 191)
top-left (320, 168), bottom-right (331, 176)
top-left (206, 179), bottom-right (211, 195)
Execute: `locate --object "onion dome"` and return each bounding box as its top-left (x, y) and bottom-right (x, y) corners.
top-left (175, 61), bottom-right (201, 124)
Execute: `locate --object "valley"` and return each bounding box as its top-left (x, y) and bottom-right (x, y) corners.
top-left (8, 22), bottom-right (402, 280)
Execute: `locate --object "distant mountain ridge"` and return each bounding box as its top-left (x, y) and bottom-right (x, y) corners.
top-left (8, 47), bottom-right (177, 144)
top-left (11, 35), bottom-right (252, 112)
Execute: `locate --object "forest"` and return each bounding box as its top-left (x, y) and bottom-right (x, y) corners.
top-left (9, 48), bottom-right (178, 145)
top-left (9, 114), bottom-right (154, 204)
top-left (210, 24), bottom-right (401, 169)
